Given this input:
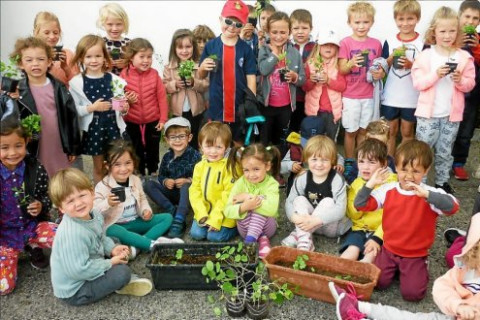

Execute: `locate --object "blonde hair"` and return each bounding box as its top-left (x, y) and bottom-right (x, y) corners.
top-left (49, 168), bottom-right (93, 207)
top-left (347, 1), bottom-right (376, 22)
top-left (10, 37), bottom-right (53, 65)
top-left (366, 118), bottom-right (390, 141)
top-left (424, 6), bottom-right (462, 47)
top-left (70, 34), bottom-right (112, 73)
top-left (393, 0), bottom-right (421, 19)
top-left (461, 240), bottom-right (480, 270)
top-left (192, 25), bottom-right (215, 43)
top-left (307, 43), bottom-right (339, 72)
top-left (303, 135), bottom-right (337, 167)
top-left (97, 2), bottom-right (129, 34)
top-left (198, 121), bottom-right (231, 149)
top-left (33, 11), bottom-right (61, 36)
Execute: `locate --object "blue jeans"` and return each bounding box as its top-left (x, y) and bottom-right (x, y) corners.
top-left (144, 180), bottom-right (191, 221)
top-left (190, 220), bottom-right (237, 242)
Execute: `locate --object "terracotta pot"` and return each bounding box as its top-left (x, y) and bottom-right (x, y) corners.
top-left (111, 97), bottom-right (127, 111)
top-left (264, 246), bottom-right (381, 304)
top-left (246, 300), bottom-right (269, 320)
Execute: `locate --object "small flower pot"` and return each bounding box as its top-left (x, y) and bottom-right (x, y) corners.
top-left (392, 56), bottom-right (404, 69)
top-left (1, 77), bottom-right (20, 93)
top-left (279, 68), bottom-right (289, 82)
top-left (226, 295), bottom-right (247, 318)
top-left (111, 187), bottom-right (126, 202)
top-left (53, 45), bottom-right (63, 61)
top-left (110, 51), bottom-right (121, 60)
top-left (466, 33), bottom-right (475, 40)
top-left (180, 76), bottom-right (191, 88)
top-left (358, 52), bottom-right (369, 67)
top-left (246, 300), bottom-right (269, 320)
top-left (111, 97), bottom-right (127, 112)
top-left (446, 62), bottom-right (458, 74)
top-left (211, 60), bottom-right (219, 73)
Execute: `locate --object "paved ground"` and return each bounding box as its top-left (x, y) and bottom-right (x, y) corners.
top-left (1, 132), bottom-right (479, 320)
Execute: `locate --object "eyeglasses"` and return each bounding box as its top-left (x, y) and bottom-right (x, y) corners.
top-left (166, 134), bottom-right (188, 141)
top-left (223, 17), bottom-right (244, 29)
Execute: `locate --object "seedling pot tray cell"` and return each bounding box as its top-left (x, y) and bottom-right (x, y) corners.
top-left (264, 246), bottom-right (380, 304)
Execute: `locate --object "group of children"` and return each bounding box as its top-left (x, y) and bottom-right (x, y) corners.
top-left (1, 0), bottom-right (479, 318)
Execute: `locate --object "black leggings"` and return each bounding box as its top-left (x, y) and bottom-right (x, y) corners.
top-left (260, 105), bottom-right (291, 156)
top-left (126, 120), bottom-right (161, 175)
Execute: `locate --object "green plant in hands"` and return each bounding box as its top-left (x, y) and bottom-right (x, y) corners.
top-left (21, 115), bottom-right (42, 139)
top-left (12, 183), bottom-right (31, 206)
top-left (178, 60), bottom-right (195, 79)
top-left (393, 46), bottom-right (406, 57)
top-left (208, 54), bottom-right (218, 61)
top-left (312, 55), bottom-right (324, 72)
top-left (110, 79), bottom-right (126, 98)
top-left (1, 55), bottom-right (23, 80)
top-left (463, 25), bottom-right (477, 35)
top-left (361, 49), bottom-right (370, 55)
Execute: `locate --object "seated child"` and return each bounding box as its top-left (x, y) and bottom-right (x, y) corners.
top-left (49, 168), bottom-right (152, 306)
top-left (329, 213), bottom-right (480, 320)
top-left (0, 119), bottom-right (56, 295)
top-left (189, 121), bottom-right (241, 242)
top-left (354, 139), bottom-right (459, 301)
top-left (341, 139), bottom-right (397, 263)
top-left (283, 135), bottom-right (349, 251)
top-left (95, 140), bottom-right (182, 256)
top-left (144, 117), bottom-right (201, 238)
top-left (225, 143), bottom-right (281, 258)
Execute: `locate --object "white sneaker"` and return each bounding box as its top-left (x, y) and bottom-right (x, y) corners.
top-left (297, 235), bottom-right (315, 252)
top-left (152, 236), bottom-right (185, 247)
top-left (128, 246), bottom-right (137, 260)
top-left (281, 231), bottom-right (298, 247)
top-left (116, 274), bottom-right (152, 296)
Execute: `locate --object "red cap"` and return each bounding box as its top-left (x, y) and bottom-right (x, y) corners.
top-left (221, 0), bottom-right (249, 24)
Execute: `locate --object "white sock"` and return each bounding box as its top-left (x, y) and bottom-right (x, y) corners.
top-left (358, 301), bottom-right (371, 315)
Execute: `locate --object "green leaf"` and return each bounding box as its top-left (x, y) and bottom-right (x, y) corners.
top-left (213, 307), bottom-right (222, 316)
top-left (207, 295), bottom-right (215, 304)
top-left (205, 260), bottom-right (214, 271)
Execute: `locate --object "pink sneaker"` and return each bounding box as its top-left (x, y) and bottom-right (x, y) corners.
top-left (336, 292), bottom-right (367, 320)
top-left (296, 235), bottom-right (314, 251)
top-left (328, 282), bottom-right (362, 302)
top-left (258, 236), bottom-right (271, 258)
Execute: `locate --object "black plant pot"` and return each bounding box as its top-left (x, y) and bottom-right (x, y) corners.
top-left (53, 45), bottom-right (63, 61)
top-left (279, 68), bottom-right (289, 82)
top-left (446, 62), bottom-right (458, 74)
top-left (111, 187), bottom-right (126, 202)
top-left (110, 51), bottom-right (121, 60)
top-left (246, 300), bottom-right (269, 320)
top-left (226, 295), bottom-right (247, 318)
top-left (211, 60), bottom-right (219, 73)
top-left (1, 77), bottom-right (19, 93)
top-left (392, 56), bottom-right (403, 69)
top-left (358, 52), bottom-right (369, 67)
top-left (180, 76), bottom-right (190, 88)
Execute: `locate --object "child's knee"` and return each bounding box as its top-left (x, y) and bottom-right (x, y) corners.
top-left (400, 284), bottom-right (427, 301)
top-left (111, 264), bottom-right (132, 289)
top-left (190, 227), bottom-right (207, 240)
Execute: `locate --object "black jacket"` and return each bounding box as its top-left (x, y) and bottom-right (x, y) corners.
top-left (23, 154), bottom-right (52, 221)
top-left (17, 73), bottom-right (81, 157)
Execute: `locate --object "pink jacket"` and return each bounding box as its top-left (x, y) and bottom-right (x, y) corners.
top-left (94, 174), bottom-right (151, 227)
top-left (412, 48), bottom-right (475, 122)
top-left (120, 65), bottom-right (168, 125)
top-left (432, 214), bottom-right (480, 318)
top-left (163, 61), bottom-right (208, 117)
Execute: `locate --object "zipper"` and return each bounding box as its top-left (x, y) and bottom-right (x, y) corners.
top-left (217, 171), bottom-right (221, 184)
top-left (204, 167), bottom-right (212, 214)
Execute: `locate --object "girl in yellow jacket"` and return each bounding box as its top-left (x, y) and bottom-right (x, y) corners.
top-left (189, 122), bottom-right (242, 242)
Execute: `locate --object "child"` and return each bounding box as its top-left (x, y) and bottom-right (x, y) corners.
top-left (289, 9), bottom-right (316, 133)
top-left (381, 0), bottom-right (423, 157)
top-left (164, 29), bottom-right (208, 149)
top-left (338, 1), bottom-right (385, 180)
top-left (198, 0), bottom-right (257, 144)
top-left (144, 117), bottom-right (201, 238)
top-left (365, 119), bottom-right (396, 171)
top-left (189, 121), bottom-right (241, 242)
top-left (13, 37), bottom-right (81, 178)
top-left (120, 38), bottom-right (169, 176)
top-left (341, 139), bottom-right (397, 263)
top-left (192, 25), bottom-right (216, 57)
top-left (33, 11), bottom-right (79, 85)
top-left (412, 6), bottom-right (475, 194)
top-left (283, 135), bottom-right (349, 251)
top-left (94, 139), bottom-right (181, 255)
top-left (49, 168), bottom-right (152, 306)
top-left (330, 214), bottom-right (480, 320)
top-left (257, 3), bottom-right (276, 46)
top-left (258, 11), bottom-right (305, 155)
top-left (354, 139), bottom-right (459, 301)
top-left (452, 0), bottom-right (480, 181)
top-left (225, 143), bottom-right (281, 258)
top-left (302, 30), bottom-right (346, 142)
top-left (69, 34), bottom-right (129, 183)
top-left (0, 119), bottom-right (56, 295)
top-left (97, 2), bottom-right (131, 75)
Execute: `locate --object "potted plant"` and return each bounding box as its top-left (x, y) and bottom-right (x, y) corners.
top-left (392, 46), bottom-right (407, 69)
top-left (277, 52), bottom-right (290, 82)
top-left (264, 246), bottom-right (381, 304)
top-left (463, 24), bottom-right (477, 40)
top-left (53, 45), bottom-right (63, 61)
top-left (21, 114), bottom-right (42, 141)
top-left (1, 55), bottom-right (23, 93)
top-left (12, 182), bottom-right (31, 210)
top-left (208, 54), bottom-right (219, 73)
top-left (358, 49), bottom-right (370, 67)
top-left (178, 59), bottom-right (195, 88)
top-left (110, 48), bottom-right (121, 60)
top-left (311, 55), bottom-right (324, 82)
top-left (110, 79), bottom-right (127, 111)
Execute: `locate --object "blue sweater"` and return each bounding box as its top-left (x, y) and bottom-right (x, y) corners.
top-left (50, 209), bottom-right (116, 298)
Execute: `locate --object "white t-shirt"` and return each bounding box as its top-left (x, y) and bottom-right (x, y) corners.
top-left (431, 46), bottom-right (457, 118)
top-left (117, 187), bottom-right (137, 223)
top-left (182, 95), bottom-right (191, 112)
top-left (382, 33), bottom-right (423, 109)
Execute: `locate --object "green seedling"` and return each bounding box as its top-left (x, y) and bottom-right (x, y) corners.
top-left (178, 60), bottom-right (195, 79)
top-left (292, 254), bottom-right (309, 271)
top-left (21, 115), bottom-right (42, 138)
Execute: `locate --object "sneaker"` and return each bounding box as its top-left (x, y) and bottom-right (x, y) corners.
top-left (435, 183), bottom-right (455, 195)
top-left (328, 282), bottom-right (346, 302)
top-left (336, 292), bottom-right (367, 320)
top-left (152, 236), bottom-right (185, 247)
top-left (343, 159), bottom-right (356, 185)
top-left (128, 246), bottom-right (137, 260)
top-left (281, 231), bottom-right (298, 247)
top-left (167, 220), bottom-right (185, 238)
top-left (453, 166), bottom-right (469, 181)
top-left (115, 274), bottom-right (152, 296)
top-left (297, 235), bottom-right (315, 252)
top-left (444, 228), bottom-right (466, 248)
top-left (258, 236), bottom-right (271, 258)
top-left (26, 246), bottom-right (49, 269)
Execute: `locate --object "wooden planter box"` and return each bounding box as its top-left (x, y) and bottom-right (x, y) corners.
top-left (264, 246), bottom-right (380, 304)
top-left (146, 242), bottom-right (258, 291)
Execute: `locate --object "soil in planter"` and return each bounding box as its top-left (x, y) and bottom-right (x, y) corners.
top-left (276, 261), bottom-right (371, 284)
top-left (152, 245), bottom-right (257, 265)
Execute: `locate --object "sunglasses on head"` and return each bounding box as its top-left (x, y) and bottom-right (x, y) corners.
top-left (223, 17), bottom-right (244, 29)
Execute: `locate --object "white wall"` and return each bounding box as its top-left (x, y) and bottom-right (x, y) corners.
top-left (1, 1), bottom-right (462, 71)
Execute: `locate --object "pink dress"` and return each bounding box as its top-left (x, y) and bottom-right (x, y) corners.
top-left (30, 79), bottom-right (70, 177)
